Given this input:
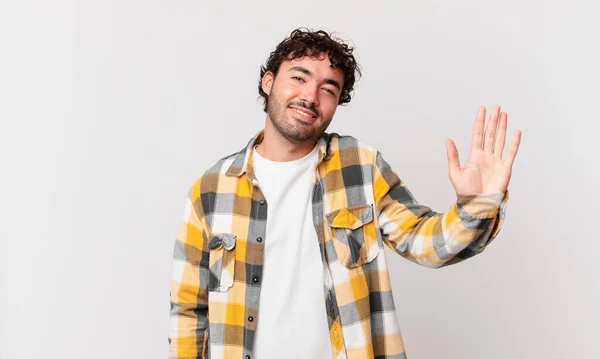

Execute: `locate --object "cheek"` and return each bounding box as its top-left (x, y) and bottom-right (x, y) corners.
top-left (320, 98), bottom-right (338, 119)
top-left (274, 85), bottom-right (298, 103)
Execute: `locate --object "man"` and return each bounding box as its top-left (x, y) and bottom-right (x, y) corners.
top-left (168, 28), bottom-right (521, 359)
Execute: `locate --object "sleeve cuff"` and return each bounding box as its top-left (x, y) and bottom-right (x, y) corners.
top-left (456, 190), bottom-right (510, 219)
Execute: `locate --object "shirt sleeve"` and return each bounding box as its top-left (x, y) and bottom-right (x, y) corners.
top-left (373, 151), bottom-right (509, 268)
top-left (168, 181), bottom-right (210, 358)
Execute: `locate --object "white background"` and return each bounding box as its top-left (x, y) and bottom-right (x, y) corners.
top-left (1, 1), bottom-right (598, 358)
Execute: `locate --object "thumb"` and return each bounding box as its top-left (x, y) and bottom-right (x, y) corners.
top-left (446, 139), bottom-right (461, 175)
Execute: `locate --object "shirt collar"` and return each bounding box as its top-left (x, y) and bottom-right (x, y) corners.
top-left (225, 130), bottom-right (333, 179)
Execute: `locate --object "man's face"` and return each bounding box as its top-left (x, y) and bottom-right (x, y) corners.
top-left (261, 52), bottom-right (345, 144)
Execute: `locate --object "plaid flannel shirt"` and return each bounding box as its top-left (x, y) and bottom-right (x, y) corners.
top-left (169, 131), bottom-right (509, 359)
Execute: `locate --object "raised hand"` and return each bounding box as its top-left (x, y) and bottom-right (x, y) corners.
top-left (445, 105), bottom-right (521, 196)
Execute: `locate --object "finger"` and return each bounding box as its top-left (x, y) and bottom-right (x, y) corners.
top-left (483, 105), bottom-right (501, 153)
top-left (446, 139), bottom-right (461, 174)
top-left (471, 106), bottom-right (486, 152)
top-left (504, 130), bottom-right (522, 167)
top-left (494, 112), bottom-right (507, 159)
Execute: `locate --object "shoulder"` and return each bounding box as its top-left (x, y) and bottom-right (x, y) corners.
top-left (327, 132), bottom-right (380, 162)
top-left (188, 147), bottom-right (245, 200)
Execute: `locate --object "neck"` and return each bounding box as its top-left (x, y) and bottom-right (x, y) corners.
top-left (255, 117), bottom-right (317, 162)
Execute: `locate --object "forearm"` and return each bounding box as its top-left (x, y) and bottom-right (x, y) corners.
top-left (374, 151), bottom-right (508, 268)
top-left (168, 293), bottom-right (209, 358)
top-left (378, 190), bottom-right (507, 268)
top-left (169, 184), bottom-right (211, 358)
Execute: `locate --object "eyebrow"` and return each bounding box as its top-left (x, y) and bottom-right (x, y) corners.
top-left (288, 66), bottom-right (341, 92)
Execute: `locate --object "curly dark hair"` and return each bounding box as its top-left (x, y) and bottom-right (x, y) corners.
top-left (258, 28), bottom-right (361, 112)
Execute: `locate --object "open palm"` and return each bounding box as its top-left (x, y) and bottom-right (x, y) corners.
top-left (446, 105), bottom-right (522, 195)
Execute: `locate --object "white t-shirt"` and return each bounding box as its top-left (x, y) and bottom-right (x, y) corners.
top-left (251, 144), bottom-right (333, 359)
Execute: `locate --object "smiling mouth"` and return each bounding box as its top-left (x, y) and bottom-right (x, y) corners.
top-left (289, 106), bottom-right (318, 119)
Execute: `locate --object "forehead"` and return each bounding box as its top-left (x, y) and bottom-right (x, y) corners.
top-left (280, 53), bottom-right (345, 81)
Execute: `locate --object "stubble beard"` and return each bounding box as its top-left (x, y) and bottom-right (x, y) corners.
top-left (266, 91), bottom-right (332, 145)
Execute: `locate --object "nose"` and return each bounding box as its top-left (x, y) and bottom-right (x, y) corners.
top-left (300, 84), bottom-right (319, 107)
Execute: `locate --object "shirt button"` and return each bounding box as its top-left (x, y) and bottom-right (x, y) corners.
top-left (259, 199), bottom-right (265, 205)
top-left (248, 316), bottom-right (254, 322)
top-left (252, 276), bottom-right (259, 283)
top-left (256, 237), bottom-right (263, 243)
top-left (245, 355), bottom-right (251, 359)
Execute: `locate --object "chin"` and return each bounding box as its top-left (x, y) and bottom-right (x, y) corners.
top-left (282, 129), bottom-right (318, 144)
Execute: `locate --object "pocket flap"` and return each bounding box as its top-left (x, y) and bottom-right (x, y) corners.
top-left (326, 204), bottom-right (374, 230)
top-left (208, 233), bottom-right (237, 251)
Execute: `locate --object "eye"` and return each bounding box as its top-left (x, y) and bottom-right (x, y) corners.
top-left (292, 76), bottom-right (305, 82)
top-left (323, 88), bottom-right (336, 95)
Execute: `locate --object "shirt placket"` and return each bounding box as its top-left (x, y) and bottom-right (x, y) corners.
top-left (313, 162), bottom-right (347, 359)
top-left (240, 173), bottom-right (267, 359)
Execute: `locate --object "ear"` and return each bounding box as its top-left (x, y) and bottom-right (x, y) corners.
top-left (261, 71), bottom-right (275, 95)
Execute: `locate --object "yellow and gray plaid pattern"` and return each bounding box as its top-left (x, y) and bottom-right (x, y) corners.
top-left (169, 131), bottom-right (509, 359)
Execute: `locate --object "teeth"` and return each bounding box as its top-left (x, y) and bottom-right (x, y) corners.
top-left (292, 108), bottom-right (313, 117)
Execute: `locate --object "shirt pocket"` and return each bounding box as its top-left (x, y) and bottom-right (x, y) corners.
top-left (326, 204), bottom-right (380, 268)
top-left (207, 233), bottom-right (237, 292)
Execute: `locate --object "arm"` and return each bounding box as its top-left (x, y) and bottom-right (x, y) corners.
top-left (374, 151), bottom-right (509, 268)
top-left (374, 105), bottom-right (519, 268)
top-left (169, 181), bottom-right (210, 358)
